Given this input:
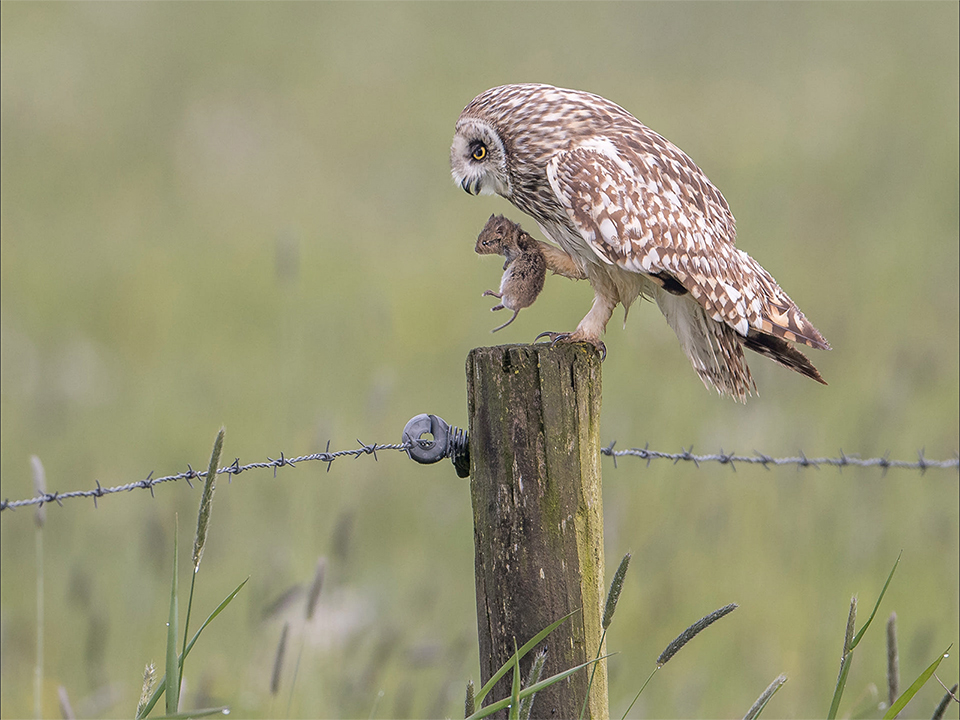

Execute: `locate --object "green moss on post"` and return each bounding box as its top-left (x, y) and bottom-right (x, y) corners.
top-left (467, 343), bottom-right (607, 719)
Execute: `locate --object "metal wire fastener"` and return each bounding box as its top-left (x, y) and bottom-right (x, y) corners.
top-left (402, 414), bottom-right (470, 478)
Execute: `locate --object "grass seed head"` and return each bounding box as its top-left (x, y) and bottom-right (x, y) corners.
top-left (843, 595), bottom-right (858, 655)
top-left (137, 663), bottom-right (156, 717)
top-left (464, 680), bottom-right (475, 718)
top-left (31, 455), bottom-right (46, 528)
top-left (193, 427), bottom-right (224, 571)
top-left (658, 602), bottom-right (739, 666)
top-left (519, 649), bottom-right (547, 720)
top-left (602, 552), bottom-right (631, 629)
top-left (886, 612), bottom-right (899, 705)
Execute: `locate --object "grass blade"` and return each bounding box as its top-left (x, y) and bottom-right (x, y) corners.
top-left (518, 650), bottom-right (546, 720)
top-left (882, 645), bottom-right (952, 719)
top-left (509, 639), bottom-right (521, 720)
top-left (165, 516), bottom-right (180, 715)
top-left (147, 706), bottom-right (229, 719)
top-left (474, 609), bottom-right (579, 707)
top-left (138, 577), bottom-right (249, 719)
top-left (828, 595), bottom-right (858, 720)
top-left (467, 654), bottom-right (613, 720)
top-left (743, 674), bottom-right (787, 720)
top-left (851, 551), bottom-right (901, 650)
top-left (828, 553), bottom-right (901, 720)
top-left (182, 576), bottom-right (248, 663)
top-left (828, 655), bottom-right (853, 720)
top-left (581, 553), bottom-right (631, 720)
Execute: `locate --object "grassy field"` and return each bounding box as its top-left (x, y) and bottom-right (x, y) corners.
top-left (1, 3), bottom-right (957, 718)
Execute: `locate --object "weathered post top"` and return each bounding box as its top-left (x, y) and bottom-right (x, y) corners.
top-left (467, 343), bottom-right (607, 719)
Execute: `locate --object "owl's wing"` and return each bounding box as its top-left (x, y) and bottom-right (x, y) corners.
top-left (545, 143), bottom-right (829, 350)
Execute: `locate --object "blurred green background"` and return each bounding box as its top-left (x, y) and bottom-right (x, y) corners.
top-left (1, 3), bottom-right (957, 718)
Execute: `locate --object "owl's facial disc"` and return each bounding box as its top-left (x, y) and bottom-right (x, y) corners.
top-left (450, 118), bottom-right (508, 197)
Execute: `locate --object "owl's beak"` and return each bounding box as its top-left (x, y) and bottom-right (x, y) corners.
top-left (461, 177), bottom-right (481, 195)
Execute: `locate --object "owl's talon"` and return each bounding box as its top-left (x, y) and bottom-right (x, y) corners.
top-left (534, 332), bottom-right (606, 361)
top-left (534, 331), bottom-right (569, 346)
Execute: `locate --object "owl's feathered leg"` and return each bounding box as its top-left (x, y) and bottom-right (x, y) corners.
top-left (536, 241), bottom-right (588, 280)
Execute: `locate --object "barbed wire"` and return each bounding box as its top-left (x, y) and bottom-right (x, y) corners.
top-left (2, 428), bottom-right (957, 513)
top-left (1, 441), bottom-right (413, 512)
top-left (601, 442), bottom-right (960, 473)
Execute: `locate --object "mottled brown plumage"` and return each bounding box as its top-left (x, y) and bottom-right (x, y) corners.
top-left (451, 83), bottom-right (829, 401)
top-left (475, 214), bottom-right (546, 332)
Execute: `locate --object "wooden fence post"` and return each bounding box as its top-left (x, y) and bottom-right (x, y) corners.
top-left (466, 343), bottom-right (607, 719)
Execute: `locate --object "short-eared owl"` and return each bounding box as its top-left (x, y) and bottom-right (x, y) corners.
top-left (450, 83), bottom-right (829, 401)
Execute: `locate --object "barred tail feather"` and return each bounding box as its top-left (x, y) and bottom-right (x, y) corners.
top-left (751, 262), bottom-right (831, 351)
top-left (743, 332), bottom-right (827, 385)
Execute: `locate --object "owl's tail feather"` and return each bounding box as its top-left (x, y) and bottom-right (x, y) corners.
top-left (760, 298), bottom-right (831, 351)
top-left (750, 261), bottom-right (831, 351)
top-left (656, 292), bottom-right (756, 403)
top-left (743, 332), bottom-right (827, 385)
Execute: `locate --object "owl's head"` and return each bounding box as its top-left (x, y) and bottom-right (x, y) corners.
top-left (450, 116), bottom-right (511, 198)
top-left (451, 84), bottom-right (604, 201)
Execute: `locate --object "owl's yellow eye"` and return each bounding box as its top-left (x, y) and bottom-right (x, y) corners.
top-left (472, 144), bottom-right (487, 161)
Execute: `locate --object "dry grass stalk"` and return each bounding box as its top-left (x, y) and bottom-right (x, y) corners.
top-left (271, 622), bottom-right (289, 696)
top-left (742, 673), bottom-right (787, 720)
top-left (306, 557), bottom-right (326, 621)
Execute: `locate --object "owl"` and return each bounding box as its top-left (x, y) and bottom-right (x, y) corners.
top-left (450, 83), bottom-right (829, 401)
